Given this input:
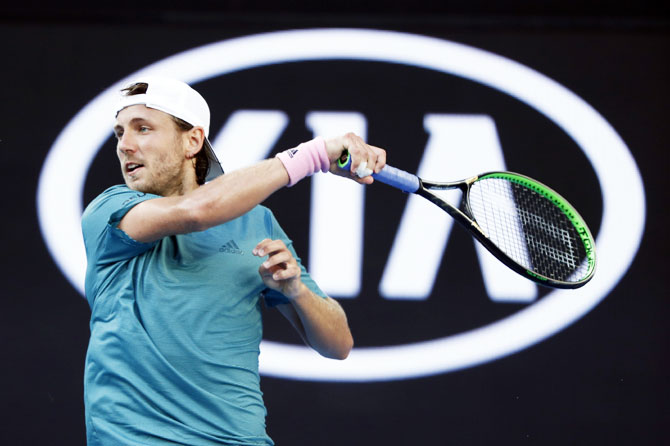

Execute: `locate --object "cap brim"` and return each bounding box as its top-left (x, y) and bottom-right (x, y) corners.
top-left (203, 138), bottom-right (224, 182)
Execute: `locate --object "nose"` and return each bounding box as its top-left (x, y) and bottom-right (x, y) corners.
top-left (117, 132), bottom-right (136, 155)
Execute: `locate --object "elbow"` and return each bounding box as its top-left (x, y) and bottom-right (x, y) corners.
top-left (335, 348), bottom-right (352, 361)
top-left (178, 188), bottom-right (251, 232)
top-left (330, 334), bottom-right (354, 361)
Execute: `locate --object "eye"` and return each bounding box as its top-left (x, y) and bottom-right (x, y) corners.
top-left (139, 126), bottom-right (150, 133)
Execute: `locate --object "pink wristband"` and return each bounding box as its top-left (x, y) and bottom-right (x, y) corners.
top-left (276, 137), bottom-right (330, 186)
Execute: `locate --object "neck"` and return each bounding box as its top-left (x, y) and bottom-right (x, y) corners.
top-left (163, 171), bottom-right (199, 197)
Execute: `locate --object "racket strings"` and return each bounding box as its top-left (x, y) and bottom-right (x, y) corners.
top-left (469, 178), bottom-right (589, 282)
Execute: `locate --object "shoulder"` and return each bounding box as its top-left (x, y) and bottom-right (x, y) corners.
top-left (222, 205), bottom-right (279, 237)
top-left (252, 204), bottom-right (274, 219)
top-left (236, 204), bottom-right (275, 222)
top-left (84, 185), bottom-right (148, 217)
top-left (250, 205), bottom-right (279, 229)
top-left (83, 185), bottom-right (160, 222)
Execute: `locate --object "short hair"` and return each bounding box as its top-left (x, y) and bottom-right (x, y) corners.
top-left (122, 82), bottom-right (209, 185)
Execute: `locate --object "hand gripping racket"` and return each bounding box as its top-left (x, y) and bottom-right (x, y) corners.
top-left (339, 153), bottom-right (596, 289)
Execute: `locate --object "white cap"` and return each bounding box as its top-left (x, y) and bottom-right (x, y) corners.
top-left (116, 76), bottom-right (223, 181)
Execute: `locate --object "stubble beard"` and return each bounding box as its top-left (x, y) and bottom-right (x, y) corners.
top-left (124, 149), bottom-right (187, 197)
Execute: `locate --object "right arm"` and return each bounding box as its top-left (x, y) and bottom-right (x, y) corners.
top-left (119, 158), bottom-right (289, 243)
top-left (119, 133), bottom-right (386, 243)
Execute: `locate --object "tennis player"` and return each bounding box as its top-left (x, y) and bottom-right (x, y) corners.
top-left (81, 77), bottom-right (385, 445)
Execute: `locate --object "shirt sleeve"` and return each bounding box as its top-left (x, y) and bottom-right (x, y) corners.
top-left (82, 185), bottom-right (161, 266)
top-left (262, 209), bottom-right (328, 307)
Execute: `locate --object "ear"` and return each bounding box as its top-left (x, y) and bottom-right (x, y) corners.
top-left (184, 127), bottom-right (206, 159)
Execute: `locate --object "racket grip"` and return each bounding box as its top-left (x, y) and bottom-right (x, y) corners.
top-left (338, 152), bottom-right (420, 193)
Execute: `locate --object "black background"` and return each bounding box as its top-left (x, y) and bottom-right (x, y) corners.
top-left (1, 2), bottom-right (668, 445)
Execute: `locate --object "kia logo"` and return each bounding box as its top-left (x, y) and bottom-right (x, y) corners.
top-left (37, 29), bottom-right (645, 381)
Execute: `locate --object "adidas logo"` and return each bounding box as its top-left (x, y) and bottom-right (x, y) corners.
top-left (219, 240), bottom-right (244, 255)
top-left (287, 148), bottom-right (299, 158)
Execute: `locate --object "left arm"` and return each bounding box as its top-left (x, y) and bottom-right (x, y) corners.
top-left (253, 239), bottom-right (354, 360)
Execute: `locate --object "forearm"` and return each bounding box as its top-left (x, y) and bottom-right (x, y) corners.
top-left (289, 284), bottom-right (354, 360)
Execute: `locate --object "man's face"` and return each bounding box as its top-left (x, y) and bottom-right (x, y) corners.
top-left (114, 105), bottom-right (188, 196)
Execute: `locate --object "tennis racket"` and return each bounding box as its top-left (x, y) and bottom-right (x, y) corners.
top-left (339, 153), bottom-right (596, 289)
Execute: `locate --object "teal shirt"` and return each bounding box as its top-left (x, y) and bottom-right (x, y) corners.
top-left (81, 185), bottom-right (325, 446)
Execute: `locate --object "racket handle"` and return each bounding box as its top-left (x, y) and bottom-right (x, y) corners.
top-left (337, 152), bottom-right (420, 193)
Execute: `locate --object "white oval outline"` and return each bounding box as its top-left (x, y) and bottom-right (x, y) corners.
top-left (37, 29), bottom-right (645, 381)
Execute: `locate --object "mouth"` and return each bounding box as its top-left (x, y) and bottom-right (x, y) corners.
top-left (125, 162), bottom-right (145, 175)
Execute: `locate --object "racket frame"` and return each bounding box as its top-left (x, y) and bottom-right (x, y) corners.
top-left (417, 172), bottom-right (596, 289)
top-left (337, 152), bottom-right (596, 289)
